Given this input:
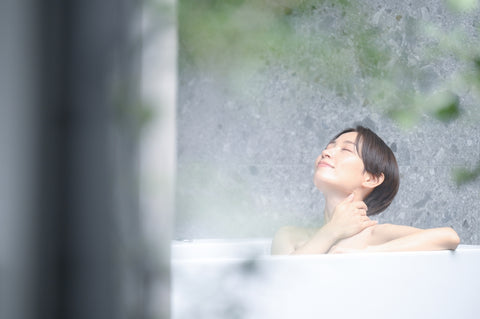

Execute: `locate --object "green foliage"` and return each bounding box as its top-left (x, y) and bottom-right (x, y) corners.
top-left (433, 93), bottom-right (460, 122)
top-left (178, 0), bottom-right (480, 184)
top-left (445, 0), bottom-right (478, 12)
top-left (454, 163), bottom-right (480, 185)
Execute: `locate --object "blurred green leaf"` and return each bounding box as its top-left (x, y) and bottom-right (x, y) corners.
top-left (176, 0), bottom-right (480, 188)
top-left (445, 0), bottom-right (478, 12)
top-left (453, 163), bottom-right (480, 185)
top-left (474, 56), bottom-right (480, 82)
top-left (388, 107), bottom-right (419, 129)
top-left (434, 101), bottom-right (460, 121)
top-left (432, 92), bottom-right (460, 122)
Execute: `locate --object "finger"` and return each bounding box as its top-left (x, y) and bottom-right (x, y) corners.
top-left (352, 207), bottom-right (367, 216)
top-left (363, 219), bottom-right (378, 227)
top-left (348, 200), bottom-right (367, 210)
top-left (358, 215), bottom-right (372, 223)
top-left (357, 208), bottom-right (367, 216)
top-left (352, 201), bottom-right (368, 210)
top-left (351, 191), bottom-right (362, 202)
top-left (360, 215), bottom-right (370, 222)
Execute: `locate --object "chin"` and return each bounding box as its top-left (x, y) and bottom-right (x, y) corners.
top-left (313, 177), bottom-right (335, 192)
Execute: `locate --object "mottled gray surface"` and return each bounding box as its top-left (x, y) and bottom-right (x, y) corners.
top-left (176, 0), bottom-right (480, 244)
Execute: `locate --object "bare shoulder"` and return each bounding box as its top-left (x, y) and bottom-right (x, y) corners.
top-left (271, 226), bottom-right (316, 255)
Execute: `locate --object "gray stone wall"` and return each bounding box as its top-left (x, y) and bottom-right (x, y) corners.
top-left (176, 0), bottom-right (480, 244)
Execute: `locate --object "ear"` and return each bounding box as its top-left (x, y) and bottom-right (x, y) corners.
top-left (362, 172), bottom-right (384, 189)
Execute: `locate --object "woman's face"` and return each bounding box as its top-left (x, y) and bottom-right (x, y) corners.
top-left (313, 132), bottom-right (367, 195)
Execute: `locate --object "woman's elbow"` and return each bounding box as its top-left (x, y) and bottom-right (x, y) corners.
top-left (442, 227), bottom-right (460, 250)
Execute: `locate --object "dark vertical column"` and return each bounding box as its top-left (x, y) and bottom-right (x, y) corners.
top-left (36, 0), bottom-right (151, 319)
top-left (1, 0), bottom-right (172, 318)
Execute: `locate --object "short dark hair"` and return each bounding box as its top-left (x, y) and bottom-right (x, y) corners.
top-left (332, 126), bottom-right (399, 216)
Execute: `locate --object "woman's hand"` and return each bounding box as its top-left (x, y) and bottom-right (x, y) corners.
top-left (286, 194), bottom-right (377, 255)
top-left (327, 193), bottom-right (377, 240)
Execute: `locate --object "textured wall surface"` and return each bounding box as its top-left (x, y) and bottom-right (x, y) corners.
top-left (176, 0), bottom-right (480, 244)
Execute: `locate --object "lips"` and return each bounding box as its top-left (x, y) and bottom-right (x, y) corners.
top-left (317, 161), bottom-right (334, 168)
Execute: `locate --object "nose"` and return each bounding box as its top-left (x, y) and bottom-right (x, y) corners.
top-left (321, 147), bottom-right (333, 159)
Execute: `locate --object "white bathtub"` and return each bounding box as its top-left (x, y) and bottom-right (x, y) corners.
top-left (171, 239), bottom-right (480, 319)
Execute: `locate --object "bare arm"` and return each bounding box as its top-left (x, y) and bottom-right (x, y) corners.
top-left (366, 224), bottom-right (460, 252)
top-left (271, 223), bottom-right (348, 255)
top-left (271, 226), bottom-right (318, 255)
top-left (289, 223), bottom-right (341, 255)
top-left (271, 194), bottom-right (377, 255)
top-left (293, 195), bottom-right (377, 254)
top-left (270, 226), bottom-right (299, 255)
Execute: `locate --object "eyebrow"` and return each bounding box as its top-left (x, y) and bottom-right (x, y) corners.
top-left (343, 140), bottom-right (357, 146)
top-left (327, 140), bottom-right (357, 146)
top-left (327, 139), bottom-right (359, 153)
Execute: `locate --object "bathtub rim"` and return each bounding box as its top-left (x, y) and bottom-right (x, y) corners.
top-left (171, 238), bottom-right (480, 262)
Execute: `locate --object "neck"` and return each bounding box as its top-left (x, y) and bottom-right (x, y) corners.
top-left (323, 196), bottom-right (342, 223)
top-left (323, 191), bottom-right (364, 223)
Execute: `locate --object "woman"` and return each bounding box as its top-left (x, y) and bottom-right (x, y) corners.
top-left (271, 126), bottom-right (460, 255)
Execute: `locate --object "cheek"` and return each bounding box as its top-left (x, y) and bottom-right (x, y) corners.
top-left (336, 158), bottom-right (365, 180)
top-left (343, 162), bottom-right (364, 175)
